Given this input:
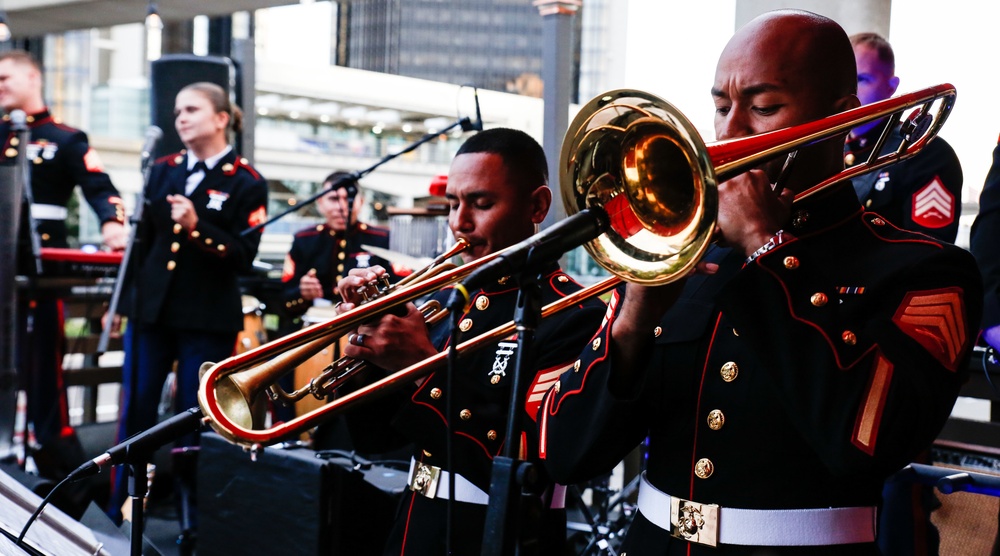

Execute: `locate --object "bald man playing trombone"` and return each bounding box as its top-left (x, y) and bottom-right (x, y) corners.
top-left (539, 10), bottom-right (981, 556)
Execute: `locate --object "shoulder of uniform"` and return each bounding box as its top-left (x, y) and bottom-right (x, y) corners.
top-left (545, 269), bottom-right (586, 295)
top-left (862, 212), bottom-right (945, 247)
top-left (49, 119), bottom-right (82, 135)
top-left (25, 109), bottom-right (78, 133)
top-left (358, 222), bottom-right (389, 237)
top-left (156, 151), bottom-right (186, 166)
top-left (294, 224), bottom-right (324, 238)
top-left (222, 156), bottom-right (262, 180)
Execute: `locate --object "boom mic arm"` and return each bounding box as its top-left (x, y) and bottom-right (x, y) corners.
top-left (447, 209), bottom-right (609, 312)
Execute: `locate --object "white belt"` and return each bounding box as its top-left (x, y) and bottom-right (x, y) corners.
top-left (637, 472), bottom-right (876, 547)
top-left (31, 203), bottom-right (68, 220)
top-left (407, 457), bottom-right (489, 505)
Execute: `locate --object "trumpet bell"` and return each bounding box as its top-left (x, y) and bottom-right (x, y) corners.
top-left (561, 90), bottom-right (718, 285)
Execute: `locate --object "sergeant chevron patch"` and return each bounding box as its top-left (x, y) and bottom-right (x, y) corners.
top-left (911, 177), bottom-right (954, 229)
top-left (892, 288), bottom-right (966, 372)
top-left (524, 362), bottom-right (573, 422)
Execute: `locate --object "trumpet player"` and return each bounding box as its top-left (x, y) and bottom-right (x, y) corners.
top-left (335, 127), bottom-right (606, 555)
top-left (281, 172), bottom-right (398, 322)
top-left (539, 10), bottom-right (981, 556)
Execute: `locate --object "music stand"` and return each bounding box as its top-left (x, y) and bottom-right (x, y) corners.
top-left (0, 466), bottom-right (110, 556)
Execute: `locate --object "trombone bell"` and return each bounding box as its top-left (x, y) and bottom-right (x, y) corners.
top-left (561, 90), bottom-right (718, 285)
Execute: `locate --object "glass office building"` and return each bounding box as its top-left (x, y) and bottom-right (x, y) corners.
top-left (337, 0), bottom-right (581, 101)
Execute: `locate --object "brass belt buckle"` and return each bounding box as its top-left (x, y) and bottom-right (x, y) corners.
top-left (409, 462), bottom-right (441, 499)
top-left (670, 496), bottom-right (720, 547)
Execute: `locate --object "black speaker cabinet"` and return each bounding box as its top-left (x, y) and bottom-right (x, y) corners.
top-left (197, 433), bottom-right (406, 556)
top-left (149, 54), bottom-right (236, 159)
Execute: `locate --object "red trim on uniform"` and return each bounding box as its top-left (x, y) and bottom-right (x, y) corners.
top-left (546, 291), bottom-right (617, 414)
top-left (359, 224), bottom-right (389, 237)
top-left (234, 158), bottom-right (261, 180)
top-left (852, 353), bottom-right (893, 455)
top-left (399, 489), bottom-right (418, 556)
top-left (156, 152), bottom-right (183, 166)
top-left (52, 122), bottom-right (82, 134)
top-left (295, 227), bottom-right (323, 238)
top-left (891, 288), bottom-right (967, 372)
top-left (751, 211), bottom-right (948, 370)
top-left (547, 272), bottom-right (593, 310)
top-left (539, 391), bottom-right (553, 459)
top-left (689, 313), bottom-right (724, 500)
top-left (862, 212), bottom-right (943, 246)
top-left (756, 261), bottom-right (879, 370)
top-left (29, 114), bottom-right (54, 128)
top-left (410, 372), bottom-right (495, 458)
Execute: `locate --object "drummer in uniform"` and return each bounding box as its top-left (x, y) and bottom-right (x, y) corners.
top-left (281, 172), bottom-right (400, 322)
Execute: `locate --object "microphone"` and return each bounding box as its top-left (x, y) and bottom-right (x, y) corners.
top-left (472, 87), bottom-right (483, 131)
top-left (334, 174), bottom-right (360, 228)
top-left (9, 109), bottom-right (27, 131)
top-left (447, 209), bottom-right (609, 311)
top-left (460, 86), bottom-right (483, 132)
top-left (140, 125), bottom-right (163, 167)
top-left (67, 407), bottom-right (204, 481)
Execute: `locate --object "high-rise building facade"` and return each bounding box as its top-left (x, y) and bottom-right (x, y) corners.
top-left (337, 0), bottom-right (581, 101)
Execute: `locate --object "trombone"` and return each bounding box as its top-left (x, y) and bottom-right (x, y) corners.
top-left (198, 83), bottom-right (956, 448)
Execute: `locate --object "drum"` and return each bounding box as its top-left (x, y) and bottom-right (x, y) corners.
top-left (293, 305), bottom-right (341, 417)
top-left (236, 295), bottom-right (267, 354)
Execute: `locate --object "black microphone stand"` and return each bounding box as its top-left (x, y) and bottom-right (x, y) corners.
top-left (0, 111), bottom-right (35, 462)
top-left (121, 151), bottom-right (160, 556)
top-left (96, 130), bottom-right (158, 555)
top-left (242, 115), bottom-right (478, 237)
top-left (13, 111), bottom-right (45, 470)
top-left (97, 128), bottom-right (160, 354)
top-left (481, 269), bottom-right (545, 556)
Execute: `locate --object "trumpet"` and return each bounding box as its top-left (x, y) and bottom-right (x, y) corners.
top-left (261, 239), bottom-right (469, 406)
top-left (198, 83), bottom-right (956, 448)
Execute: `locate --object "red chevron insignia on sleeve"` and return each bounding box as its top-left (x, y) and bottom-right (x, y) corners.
top-left (281, 254), bottom-right (295, 282)
top-left (911, 177), bottom-right (954, 229)
top-left (83, 148), bottom-right (105, 172)
top-left (524, 362), bottom-right (573, 423)
top-left (891, 288), bottom-right (966, 372)
top-left (247, 205), bottom-right (267, 229)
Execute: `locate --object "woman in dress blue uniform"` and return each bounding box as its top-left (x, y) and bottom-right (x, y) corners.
top-left (539, 11), bottom-right (981, 556)
top-left (108, 83), bottom-right (268, 535)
